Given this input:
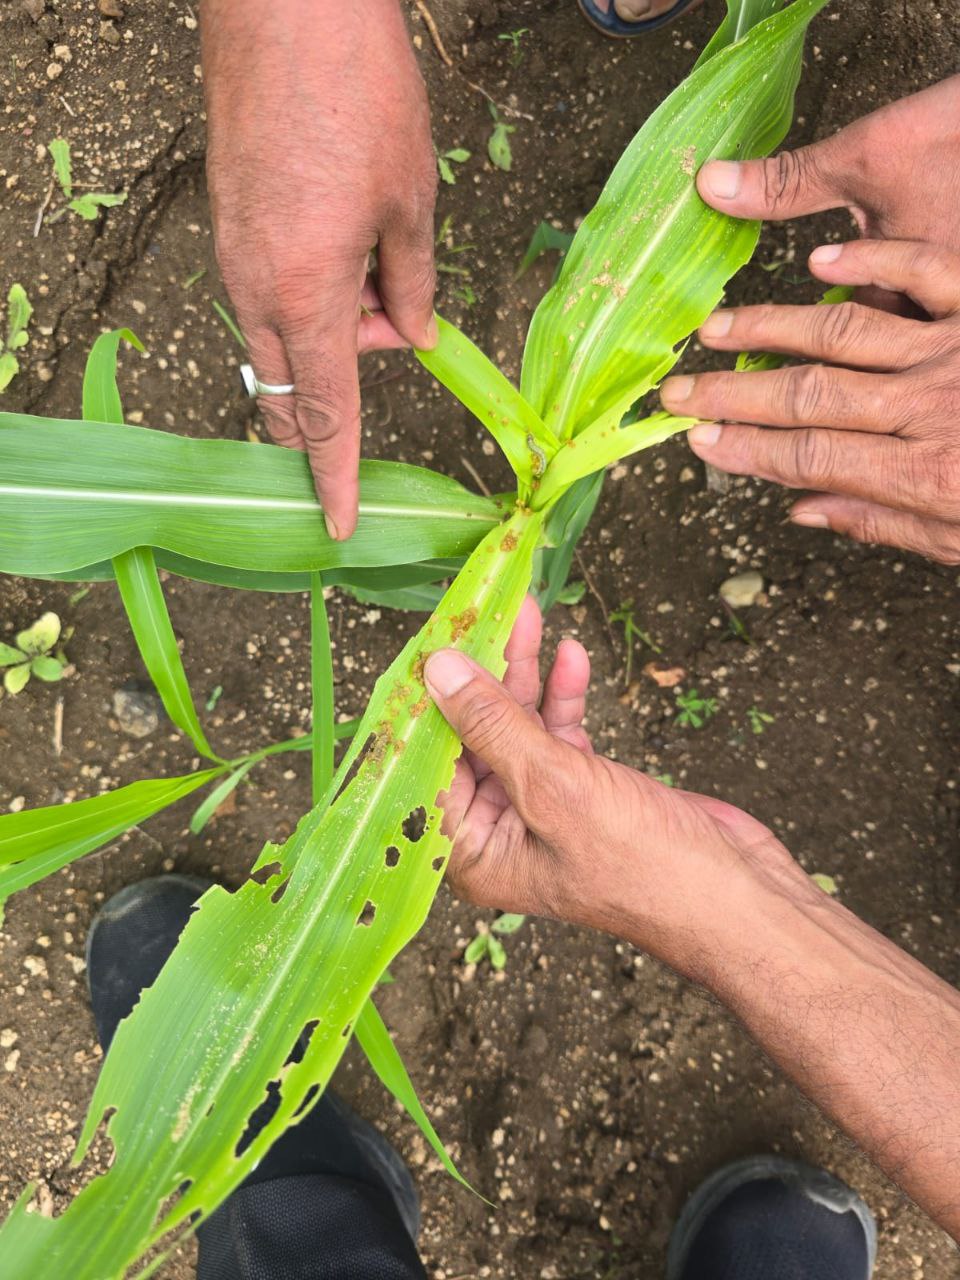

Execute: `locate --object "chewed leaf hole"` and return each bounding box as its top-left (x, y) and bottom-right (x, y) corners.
top-left (432, 855), bottom-right (445, 872)
top-left (384, 845), bottom-right (401, 868)
top-left (270, 878), bottom-right (289, 904)
top-left (357, 900), bottom-right (376, 927)
top-left (251, 860), bottom-right (282, 885)
top-left (341, 1022), bottom-right (353, 1038)
top-left (402, 806), bottom-right (427, 842)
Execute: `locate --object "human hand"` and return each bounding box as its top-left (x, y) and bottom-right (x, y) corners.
top-left (425, 598), bottom-right (812, 980)
top-left (661, 239), bottom-right (960, 563)
top-left (201, 0), bottom-right (438, 540)
top-left (695, 76), bottom-right (960, 313)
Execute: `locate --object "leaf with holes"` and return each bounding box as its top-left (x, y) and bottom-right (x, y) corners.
top-left (0, 506), bottom-right (542, 1276)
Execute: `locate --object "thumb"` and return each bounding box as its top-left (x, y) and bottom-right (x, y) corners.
top-left (424, 649), bottom-right (558, 809)
top-left (697, 135), bottom-right (852, 222)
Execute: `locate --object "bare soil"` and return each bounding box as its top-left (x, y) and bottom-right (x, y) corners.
top-left (0, 1), bottom-right (958, 1277)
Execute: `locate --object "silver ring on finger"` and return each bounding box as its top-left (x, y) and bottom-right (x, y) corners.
top-left (240, 363), bottom-right (296, 398)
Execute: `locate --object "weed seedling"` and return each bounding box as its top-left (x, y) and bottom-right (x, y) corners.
top-left (498, 28), bottom-right (530, 65)
top-left (436, 146), bottom-right (471, 186)
top-left (452, 283), bottom-right (477, 308)
top-left (0, 612), bottom-right (70, 696)
top-left (213, 300), bottom-right (246, 349)
top-left (747, 705), bottom-right (774, 735)
top-left (487, 103), bottom-right (516, 173)
top-left (610, 598), bottom-right (660, 687)
top-left (674, 688), bottom-right (718, 729)
top-left (464, 913), bottom-right (526, 971)
top-left (47, 138), bottom-right (127, 223)
top-left (0, 284), bottom-right (31, 393)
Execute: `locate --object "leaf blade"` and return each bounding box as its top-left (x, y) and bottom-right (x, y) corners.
top-left (0, 414), bottom-right (505, 577)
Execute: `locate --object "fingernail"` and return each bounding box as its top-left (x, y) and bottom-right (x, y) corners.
top-left (324, 514), bottom-right (340, 541)
top-left (424, 650), bottom-right (474, 698)
top-left (699, 310), bottom-right (734, 338)
top-left (425, 314), bottom-right (439, 347)
top-left (810, 244), bottom-right (843, 266)
top-left (792, 511), bottom-right (829, 528)
top-left (688, 423), bottom-right (722, 448)
top-left (661, 375), bottom-right (696, 405)
top-left (701, 160), bottom-right (742, 200)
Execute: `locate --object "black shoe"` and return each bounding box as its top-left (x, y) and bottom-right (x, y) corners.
top-left (667, 1156), bottom-right (877, 1280)
top-left (85, 876), bottom-right (420, 1243)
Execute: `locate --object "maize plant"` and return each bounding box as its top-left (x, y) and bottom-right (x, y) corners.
top-left (0, 2), bottom-right (829, 1273)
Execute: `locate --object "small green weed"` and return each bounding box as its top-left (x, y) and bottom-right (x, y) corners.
top-left (0, 283), bottom-right (31, 393)
top-left (498, 27), bottom-right (530, 65)
top-left (487, 103), bottom-right (516, 172)
top-left (452, 283), bottom-right (477, 308)
top-left (48, 138), bottom-right (127, 223)
top-left (436, 146), bottom-right (471, 185)
top-left (464, 912), bottom-right (526, 971)
top-left (746, 705), bottom-right (774, 735)
top-left (675, 688), bottom-right (718, 729)
top-left (213, 300), bottom-right (246, 349)
top-left (0, 612), bottom-right (70, 696)
top-left (610, 598), bottom-right (660, 687)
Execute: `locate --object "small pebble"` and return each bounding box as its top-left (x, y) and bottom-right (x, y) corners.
top-left (719, 570), bottom-right (764, 609)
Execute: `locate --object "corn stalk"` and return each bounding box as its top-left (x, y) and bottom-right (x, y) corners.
top-left (0, 3), bottom-right (829, 1273)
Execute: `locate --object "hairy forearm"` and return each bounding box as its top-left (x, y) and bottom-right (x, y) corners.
top-left (701, 883), bottom-right (960, 1238)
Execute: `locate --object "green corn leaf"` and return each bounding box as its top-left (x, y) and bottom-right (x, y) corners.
top-left (114, 547), bottom-right (221, 761)
top-left (310, 574), bottom-right (335, 804)
top-left (82, 329), bottom-right (219, 761)
top-left (344, 580), bottom-right (446, 612)
top-left (0, 769), bottom-right (225, 914)
top-left (30, 655), bottom-right (64, 682)
top-left (0, 506), bottom-right (542, 1276)
top-left (15, 611), bottom-right (60, 656)
top-left (0, 413), bottom-right (505, 577)
top-left (416, 314), bottom-right (557, 490)
top-left (6, 283), bottom-right (32, 350)
top-left (354, 999), bottom-right (477, 1194)
top-left (534, 470), bottom-right (603, 613)
top-left (535, 412), bottom-right (697, 509)
top-left (521, 0), bottom-right (830, 441)
top-left (48, 138), bottom-right (72, 198)
top-left (188, 761), bottom-right (256, 835)
top-left (81, 328), bottom-right (144, 424)
top-left (36, 554), bottom-right (468, 597)
top-left (3, 663), bottom-right (30, 695)
top-left (696, 0), bottom-right (788, 65)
